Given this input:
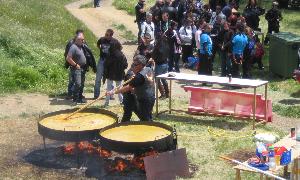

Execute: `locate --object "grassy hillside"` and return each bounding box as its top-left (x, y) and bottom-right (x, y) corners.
top-left (0, 0), bottom-right (97, 94)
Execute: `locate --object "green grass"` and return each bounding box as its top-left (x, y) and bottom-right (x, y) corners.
top-left (0, 0), bottom-right (97, 94)
top-left (112, 0), bottom-right (156, 15)
top-left (102, 98), bottom-right (287, 179)
top-left (80, 1), bottom-right (93, 8)
top-left (112, 23), bottom-right (136, 41)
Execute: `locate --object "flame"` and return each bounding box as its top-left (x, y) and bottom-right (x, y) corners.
top-left (131, 150), bottom-right (158, 170)
top-left (62, 141), bottom-right (96, 155)
top-left (62, 144), bottom-right (75, 155)
top-left (131, 156), bottom-right (145, 170)
top-left (114, 159), bottom-right (127, 172)
top-left (96, 147), bottom-right (112, 158)
top-left (77, 141), bottom-right (86, 151)
top-left (86, 143), bottom-right (95, 154)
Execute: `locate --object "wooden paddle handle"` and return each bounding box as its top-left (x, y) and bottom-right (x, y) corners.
top-left (64, 77), bottom-right (134, 120)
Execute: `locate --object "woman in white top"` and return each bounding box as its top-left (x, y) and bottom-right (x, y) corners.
top-left (179, 18), bottom-right (196, 66)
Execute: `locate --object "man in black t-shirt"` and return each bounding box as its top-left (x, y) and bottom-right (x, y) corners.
top-left (135, 0), bottom-right (146, 43)
top-left (106, 55), bottom-right (155, 121)
top-left (94, 29), bottom-right (119, 99)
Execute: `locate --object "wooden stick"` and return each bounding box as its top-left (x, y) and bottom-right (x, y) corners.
top-left (64, 77), bottom-right (134, 120)
top-left (219, 156), bottom-right (286, 180)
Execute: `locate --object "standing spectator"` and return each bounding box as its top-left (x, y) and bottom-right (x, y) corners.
top-left (155, 11), bottom-right (170, 39)
top-left (162, 0), bottom-right (177, 21)
top-left (64, 29), bottom-right (84, 100)
top-left (177, 0), bottom-right (188, 27)
top-left (179, 18), bottom-right (195, 67)
top-left (135, 0), bottom-right (147, 43)
top-left (218, 21), bottom-right (234, 76)
top-left (94, 0), bottom-right (100, 7)
top-left (152, 36), bottom-right (170, 99)
top-left (210, 16), bottom-right (223, 64)
top-left (195, 19), bottom-right (205, 55)
top-left (252, 37), bottom-right (265, 70)
top-left (150, 0), bottom-right (164, 23)
top-left (202, 4), bottom-right (213, 23)
top-left (166, 20), bottom-right (181, 72)
top-left (243, 27), bottom-right (254, 78)
top-left (209, 0), bottom-right (226, 12)
top-left (264, 1), bottom-right (282, 45)
top-left (141, 12), bottom-right (155, 45)
top-left (94, 29), bottom-right (118, 99)
top-left (66, 33), bottom-right (87, 104)
top-left (243, 0), bottom-right (265, 31)
top-left (209, 5), bottom-right (226, 26)
top-left (103, 42), bottom-right (128, 106)
top-left (231, 23), bottom-right (248, 78)
top-left (198, 24), bottom-right (213, 75)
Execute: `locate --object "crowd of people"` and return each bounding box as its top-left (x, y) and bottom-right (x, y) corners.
top-left (134, 0), bottom-right (282, 79)
top-left (64, 0), bottom-right (283, 122)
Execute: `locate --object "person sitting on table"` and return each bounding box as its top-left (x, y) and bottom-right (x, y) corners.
top-left (106, 55), bottom-right (155, 121)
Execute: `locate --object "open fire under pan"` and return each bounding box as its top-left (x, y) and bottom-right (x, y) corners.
top-left (99, 121), bottom-right (177, 154)
top-left (38, 108), bottom-right (118, 142)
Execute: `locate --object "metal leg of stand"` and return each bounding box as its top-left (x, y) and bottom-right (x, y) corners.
top-left (43, 136), bottom-right (46, 152)
top-left (253, 87), bottom-right (257, 130)
top-left (156, 78), bottom-right (159, 116)
top-left (265, 84), bottom-right (268, 122)
top-left (169, 80), bottom-right (172, 114)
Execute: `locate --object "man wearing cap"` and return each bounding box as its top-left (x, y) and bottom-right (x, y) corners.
top-left (106, 55), bottom-right (155, 121)
top-left (264, 1), bottom-right (282, 45)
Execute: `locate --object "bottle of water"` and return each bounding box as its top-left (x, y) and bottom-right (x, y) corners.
top-left (268, 145), bottom-right (276, 170)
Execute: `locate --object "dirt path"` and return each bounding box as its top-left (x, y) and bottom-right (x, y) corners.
top-left (65, 0), bottom-right (138, 61)
top-left (0, 0), bottom-right (299, 178)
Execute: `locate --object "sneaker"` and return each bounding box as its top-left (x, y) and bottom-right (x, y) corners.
top-left (101, 103), bottom-right (109, 108)
top-left (66, 95), bottom-right (73, 100)
top-left (159, 95), bottom-right (166, 99)
top-left (76, 99), bottom-right (87, 104)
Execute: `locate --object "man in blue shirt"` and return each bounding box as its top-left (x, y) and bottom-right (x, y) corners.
top-left (231, 23), bottom-right (248, 78)
top-left (198, 24), bottom-right (213, 75)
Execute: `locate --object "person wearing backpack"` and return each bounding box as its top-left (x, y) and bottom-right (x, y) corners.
top-left (66, 33), bottom-right (88, 104)
top-left (64, 29), bottom-right (96, 101)
top-left (64, 29), bottom-right (84, 100)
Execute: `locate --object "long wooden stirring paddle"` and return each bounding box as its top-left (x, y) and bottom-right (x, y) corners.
top-left (64, 77), bottom-right (134, 120)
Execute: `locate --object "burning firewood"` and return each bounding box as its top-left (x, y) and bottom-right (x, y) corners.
top-left (96, 147), bottom-right (112, 158)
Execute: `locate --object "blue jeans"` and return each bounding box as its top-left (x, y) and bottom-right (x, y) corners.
top-left (71, 68), bottom-right (86, 101)
top-left (105, 80), bottom-right (123, 105)
top-left (67, 69), bottom-right (74, 97)
top-left (155, 63), bottom-right (168, 76)
top-left (94, 59), bottom-right (104, 98)
top-left (220, 51), bottom-right (232, 77)
top-left (155, 63), bottom-right (169, 95)
top-left (94, 0), bottom-right (100, 7)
